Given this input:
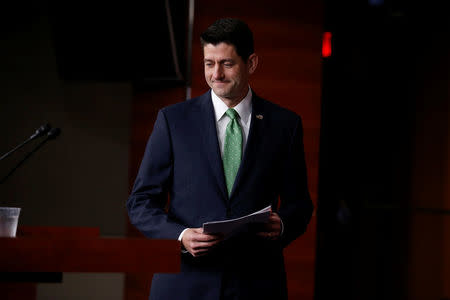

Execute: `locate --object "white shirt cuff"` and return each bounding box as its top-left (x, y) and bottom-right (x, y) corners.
top-left (178, 228), bottom-right (189, 254)
top-left (178, 228), bottom-right (188, 241)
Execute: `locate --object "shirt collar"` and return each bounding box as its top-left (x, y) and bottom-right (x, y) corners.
top-left (211, 88), bottom-right (252, 125)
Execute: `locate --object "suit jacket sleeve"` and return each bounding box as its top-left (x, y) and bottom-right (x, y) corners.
top-left (277, 116), bottom-right (314, 247)
top-left (127, 109), bottom-right (185, 239)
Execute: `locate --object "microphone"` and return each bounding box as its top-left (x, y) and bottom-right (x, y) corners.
top-left (47, 128), bottom-right (61, 140)
top-left (29, 124), bottom-right (51, 140)
top-left (0, 124), bottom-right (52, 162)
top-left (0, 127), bottom-right (62, 184)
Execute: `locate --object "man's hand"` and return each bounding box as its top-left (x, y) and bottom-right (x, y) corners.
top-left (256, 212), bottom-right (282, 240)
top-left (181, 228), bottom-right (223, 257)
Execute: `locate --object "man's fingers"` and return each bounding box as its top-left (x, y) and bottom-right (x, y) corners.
top-left (189, 228), bottom-right (222, 242)
top-left (181, 228), bottom-right (224, 257)
top-left (256, 231), bottom-right (278, 239)
top-left (190, 240), bottom-right (221, 250)
top-left (185, 237), bottom-right (222, 254)
top-left (268, 214), bottom-right (281, 223)
top-left (257, 214), bottom-right (281, 239)
top-left (188, 241), bottom-right (221, 257)
top-left (261, 222), bottom-right (280, 231)
top-left (268, 218), bottom-right (279, 224)
top-left (257, 231), bottom-right (276, 237)
top-left (193, 234), bottom-right (222, 242)
top-left (191, 249), bottom-right (209, 257)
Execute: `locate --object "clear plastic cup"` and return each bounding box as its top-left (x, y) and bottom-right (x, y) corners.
top-left (0, 207), bottom-right (21, 237)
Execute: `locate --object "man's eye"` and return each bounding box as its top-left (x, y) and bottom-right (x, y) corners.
top-left (224, 63), bottom-right (233, 67)
top-left (205, 63), bottom-right (213, 67)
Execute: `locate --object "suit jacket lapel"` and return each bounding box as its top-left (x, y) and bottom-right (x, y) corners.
top-left (230, 95), bottom-right (266, 198)
top-left (200, 91), bottom-right (228, 202)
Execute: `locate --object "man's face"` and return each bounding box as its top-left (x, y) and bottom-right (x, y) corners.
top-left (203, 43), bottom-right (256, 103)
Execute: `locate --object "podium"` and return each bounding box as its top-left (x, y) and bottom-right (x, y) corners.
top-left (0, 226), bottom-right (180, 299)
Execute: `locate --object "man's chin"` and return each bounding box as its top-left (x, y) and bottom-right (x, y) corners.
top-left (212, 88), bottom-right (230, 98)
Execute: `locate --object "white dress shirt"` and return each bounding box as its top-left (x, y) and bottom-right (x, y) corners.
top-left (178, 88), bottom-right (252, 243)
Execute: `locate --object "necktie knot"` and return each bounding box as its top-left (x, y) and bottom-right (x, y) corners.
top-left (225, 108), bottom-right (239, 120)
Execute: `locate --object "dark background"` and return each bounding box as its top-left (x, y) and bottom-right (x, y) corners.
top-left (316, 1), bottom-right (450, 299)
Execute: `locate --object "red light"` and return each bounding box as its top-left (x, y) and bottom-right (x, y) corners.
top-left (322, 32), bottom-right (332, 58)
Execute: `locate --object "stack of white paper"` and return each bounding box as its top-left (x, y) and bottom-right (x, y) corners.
top-left (202, 205), bottom-right (271, 236)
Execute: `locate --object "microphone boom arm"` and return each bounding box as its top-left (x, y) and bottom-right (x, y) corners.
top-left (0, 124), bottom-right (51, 162)
top-left (0, 128), bottom-right (60, 184)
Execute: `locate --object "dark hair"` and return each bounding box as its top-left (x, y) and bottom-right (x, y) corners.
top-left (200, 18), bottom-right (254, 61)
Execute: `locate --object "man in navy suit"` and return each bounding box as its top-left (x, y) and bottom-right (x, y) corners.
top-left (127, 18), bottom-right (313, 299)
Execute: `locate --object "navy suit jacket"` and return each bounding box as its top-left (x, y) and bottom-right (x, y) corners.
top-left (127, 90), bottom-right (313, 299)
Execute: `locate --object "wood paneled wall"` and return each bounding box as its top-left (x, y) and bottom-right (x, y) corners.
top-left (126, 1), bottom-right (322, 299)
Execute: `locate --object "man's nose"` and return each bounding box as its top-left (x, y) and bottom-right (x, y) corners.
top-left (213, 65), bottom-right (224, 80)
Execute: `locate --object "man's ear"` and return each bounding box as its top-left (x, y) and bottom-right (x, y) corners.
top-left (247, 53), bottom-right (259, 75)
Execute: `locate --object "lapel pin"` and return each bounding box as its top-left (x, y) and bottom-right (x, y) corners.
top-left (256, 114), bottom-right (263, 120)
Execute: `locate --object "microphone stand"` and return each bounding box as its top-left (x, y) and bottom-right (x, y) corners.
top-left (0, 124), bottom-right (51, 162)
top-left (0, 128), bottom-right (60, 184)
top-left (1, 138), bottom-right (35, 162)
